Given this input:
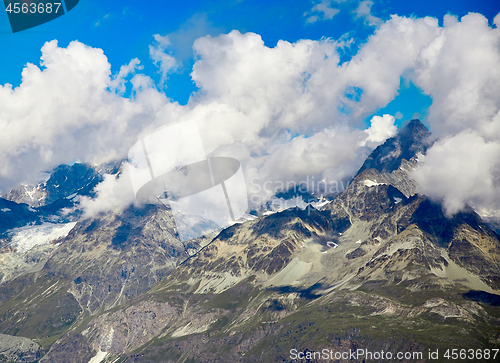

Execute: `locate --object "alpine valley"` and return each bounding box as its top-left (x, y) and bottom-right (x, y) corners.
top-left (0, 120), bottom-right (499, 363)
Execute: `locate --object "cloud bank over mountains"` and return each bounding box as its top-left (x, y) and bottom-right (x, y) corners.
top-left (1, 12), bottom-right (500, 216)
top-left (410, 13), bottom-right (500, 216)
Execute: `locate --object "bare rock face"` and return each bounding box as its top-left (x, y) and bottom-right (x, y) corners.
top-left (41, 301), bottom-right (177, 362)
top-left (2, 185), bottom-right (47, 209)
top-left (356, 119), bottom-right (434, 176)
top-left (0, 334), bottom-right (44, 362)
top-left (2, 163), bottom-right (103, 208)
top-left (38, 334), bottom-right (92, 363)
top-left (0, 199), bottom-right (40, 237)
top-left (85, 301), bottom-right (177, 354)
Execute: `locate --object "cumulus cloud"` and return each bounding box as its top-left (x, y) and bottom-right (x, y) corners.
top-left (413, 13), bottom-right (500, 138)
top-left (164, 13), bottom-right (223, 64)
top-left (247, 128), bottom-right (371, 204)
top-left (362, 114), bottom-right (397, 145)
top-left (412, 131), bottom-right (500, 217)
top-left (0, 15), bottom-right (441, 214)
top-left (0, 40), bottom-right (173, 194)
top-left (5, 12), bottom-right (500, 218)
top-left (108, 58), bottom-right (143, 94)
top-left (79, 165), bottom-right (136, 218)
top-left (410, 12), bottom-right (500, 216)
top-left (182, 24), bottom-right (439, 205)
top-left (190, 19), bottom-right (438, 141)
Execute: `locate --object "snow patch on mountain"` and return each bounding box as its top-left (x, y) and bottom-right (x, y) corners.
top-left (363, 180), bottom-right (386, 187)
top-left (88, 350), bottom-right (108, 363)
top-left (8, 222), bottom-right (76, 253)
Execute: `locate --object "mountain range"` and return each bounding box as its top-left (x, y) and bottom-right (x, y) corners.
top-left (0, 119), bottom-right (499, 363)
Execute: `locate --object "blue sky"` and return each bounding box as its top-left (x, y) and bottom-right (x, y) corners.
top-left (1, 0), bottom-right (498, 123)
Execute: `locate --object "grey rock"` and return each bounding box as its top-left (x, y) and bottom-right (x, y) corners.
top-left (0, 334), bottom-right (43, 363)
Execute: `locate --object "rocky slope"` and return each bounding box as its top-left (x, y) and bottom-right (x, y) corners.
top-left (0, 202), bottom-right (213, 360)
top-left (0, 334), bottom-right (44, 363)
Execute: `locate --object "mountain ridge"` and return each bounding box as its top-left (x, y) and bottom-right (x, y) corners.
top-left (356, 119), bottom-right (434, 177)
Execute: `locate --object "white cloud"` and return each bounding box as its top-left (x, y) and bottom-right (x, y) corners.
top-left (177, 22), bottom-right (440, 205)
top-left (305, 1), bottom-right (341, 24)
top-left (361, 114), bottom-right (397, 145)
top-left (149, 34), bottom-right (178, 87)
top-left (108, 58), bottom-right (143, 94)
top-left (164, 13), bottom-right (223, 64)
top-left (94, 14), bottom-right (112, 28)
top-left (354, 0), bottom-right (382, 27)
top-left (306, 15), bottom-right (320, 24)
top-left (189, 20), bottom-right (438, 144)
top-left (246, 128), bottom-right (372, 203)
top-left (414, 13), bottom-right (500, 138)
top-left (410, 12), bottom-right (500, 216)
top-left (0, 40), bottom-right (172, 194)
top-left (411, 131), bottom-right (500, 217)
top-left (79, 166), bottom-right (136, 218)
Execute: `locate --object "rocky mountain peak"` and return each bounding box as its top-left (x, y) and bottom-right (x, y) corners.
top-left (356, 118), bottom-right (434, 176)
top-left (43, 163), bottom-right (101, 204)
top-left (2, 163), bottom-right (101, 208)
top-left (399, 118), bottom-right (431, 140)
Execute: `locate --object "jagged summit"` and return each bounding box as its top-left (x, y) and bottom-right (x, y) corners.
top-left (356, 119), bottom-right (434, 176)
top-left (3, 160), bottom-right (124, 209)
